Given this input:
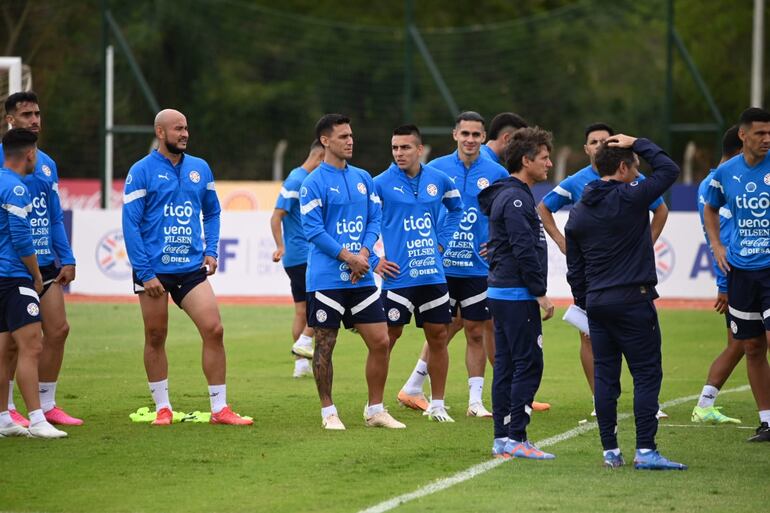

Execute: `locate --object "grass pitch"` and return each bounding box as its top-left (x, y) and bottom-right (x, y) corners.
top-left (0, 304), bottom-right (767, 513)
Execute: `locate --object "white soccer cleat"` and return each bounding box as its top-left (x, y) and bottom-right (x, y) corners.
top-left (656, 409), bottom-right (669, 419)
top-left (291, 341), bottom-right (314, 359)
top-left (365, 410), bottom-right (406, 429)
top-left (292, 363), bottom-right (313, 378)
top-left (467, 402), bottom-right (493, 418)
top-left (0, 423), bottom-right (30, 437)
top-left (28, 421), bottom-right (67, 439)
top-left (322, 414), bottom-right (346, 431)
top-left (428, 406), bottom-right (455, 423)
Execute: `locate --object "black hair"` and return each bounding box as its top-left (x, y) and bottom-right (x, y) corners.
top-left (504, 127), bottom-right (553, 173)
top-left (584, 122), bottom-right (614, 141)
top-left (309, 139), bottom-right (325, 153)
top-left (4, 91), bottom-right (38, 116)
top-left (1, 128), bottom-right (37, 157)
top-left (315, 114), bottom-right (351, 141)
top-left (488, 112), bottom-right (528, 140)
top-left (392, 124), bottom-right (422, 143)
top-left (721, 125), bottom-right (742, 158)
top-left (454, 111), bottom-right (485, 127)
top-left (594, 143), bottom-right (636, 177)
top-left (738, 107), bottom-right (770, 127)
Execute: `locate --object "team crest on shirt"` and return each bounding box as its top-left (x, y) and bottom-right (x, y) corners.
top-left (477, 177), bottom-right (489, 190)
top-left (764, 174), bottom-right (770, 186)
top-left (630, 181), bottom-right (639, 187)
top-left (189, 171), bottom-right (201, 183)
top-left (125, 173), bottom-right (133, 185)
top-left (340, 271), bottom-right (350, 281)
top-left (300, 186), bottom-right (308, 197)
top-left (27, 303), bottom-right (39, 316)
top-left (41, 165), bottom-right (52, 177)
top-left (746, 182), bottom-right (757, 193)
top-left (537, 334), bottom-right (543, 348)
top-left (13, 185), bottom-right (25, 196)
top-left (316, 309), bottom-right (328, 322)
top-left (426, 184), bottom-right (438, 197)
top-left (357, 182), bottom-right (367, 195)
top-left (388, 308), bottom-right (401, 321)
top-left (513, 199), bottom-right (523, 208)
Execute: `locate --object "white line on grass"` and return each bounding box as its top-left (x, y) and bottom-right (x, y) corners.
top-left (358, 385), bottom-right (751, 513)
top-left (660, 423), bottom-right (754, 430)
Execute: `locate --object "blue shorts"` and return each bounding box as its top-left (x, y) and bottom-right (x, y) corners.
top-left (727, 267), bottom-right (770, 339)
top-left (306, 286), bottom-right (385, 329)
top-left (446, 276), bottom-right (490, 321)
top-left (381, 284), bottom-right (452, 327)
top-left (0, 278), bottom-right (42, 333)
top-left (40, 263), bottom-right (60, 297)
top-left (283, 264), bottom-right (307, 303)
top-left (133, 268), bottom-right (208, 308)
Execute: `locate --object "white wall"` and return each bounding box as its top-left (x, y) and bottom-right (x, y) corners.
top-left (69, 210), bottom-right (719, 299)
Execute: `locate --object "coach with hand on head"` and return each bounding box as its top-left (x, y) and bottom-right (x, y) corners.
top-left (564, 134), bottom-right (686, 470)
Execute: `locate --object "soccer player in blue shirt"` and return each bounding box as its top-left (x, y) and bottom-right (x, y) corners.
top-left (398, 112), bottom-right (515, 418)
top-left (566, 134), bottom-right (686, 469)
top-left (480, 127), bottom-right (556, 460)
top-left (301, 114), bottom-right (404, 430)
top-left (1, 91), bottom-right (81, 427)
top-left (271, 140), bottom-right (324, 378)
top-left (704, 107), bottom-right (770, 442)
top-left (0, 128), bottom-right (67, 438)
top-left (691, 125), bottom-right (744, 425)
top-left (123, 109), bottom-right (251, 426)
top-left (538, 122), bottom-right (669, 418)
top-left (479, 112), bottom-right (528, 165)
top-left (373, 124), bottom-right (463, 422)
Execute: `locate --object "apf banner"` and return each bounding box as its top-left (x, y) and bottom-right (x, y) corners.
top-left (68, 210), bottom-right (720, 299)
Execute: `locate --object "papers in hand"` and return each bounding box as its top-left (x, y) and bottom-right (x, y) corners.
top-left (562, 304), bottom-right (589, 336)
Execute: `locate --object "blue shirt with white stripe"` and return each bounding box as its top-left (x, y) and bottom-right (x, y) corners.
top-left (698, 169), bottom-right (732, 292)
top-left (300, 161), bottom-right (381, 292)
top-left (541, 164), bottom-right (664, 212)
top-left (0, 168), bottom-right (35, 278)
top-left (428, 151), bottom-right (509, 278)
top-left (704, 152), bottom-right (770, 271)
top-left (0, 145), bottom-right (75, 267)
top-left (373, 163), bottom-right (464, 290)
top-left (122, 150), bottom-right (221, 283)
top-left (275, 166), bottom-right (311, 267)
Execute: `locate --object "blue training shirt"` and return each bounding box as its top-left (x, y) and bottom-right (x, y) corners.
top-left (275, 166), bottom-right (311, 268)
top-left (704, 152), bottom-right (770, 270)
top-left (541, 164), bottom-right (664, 212)
top-left (122, 150), bottom-right (221, 283)
top-left (479, 144), bottom-right (500, 164)
top-left (300, 161), bottom-right (381, 292)
top-left (0, 145), bottom-right (75, 267)
top-left (428, 151), bottom-right (509, 278)
top-left (697, 169), bottom-right (733, 292)
top-left (0, 168), bottom-right (35, 278)
top-left (373, 163), bottom-right (463, 289)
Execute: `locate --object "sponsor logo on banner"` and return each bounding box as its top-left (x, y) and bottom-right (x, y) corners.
top-left (654, 236), bottom-right (675, 282)
top-left (95, 229), bottom-right (132, 280)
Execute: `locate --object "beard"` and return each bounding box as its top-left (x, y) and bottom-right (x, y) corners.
top-left (164, 140), bottom-right (185, 154)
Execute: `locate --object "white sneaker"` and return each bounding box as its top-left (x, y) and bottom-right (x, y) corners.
top-left (28, 421), bottom-right (67, 439)
top-left (428, 406), bottom-right (455, 423)
top-left (291, 341), bottom-right (313, 359)
top-left (365, 410), bottom-right (406, 429)
top-left (467, 402), bottom-right (493, 418)
top-left (656, 409), bottom-right (668, 419)
top-left (293, 362), bottom-right (313, 378)
top-left (322, 414), bottom-right (346, 430)
top-left (591, 409), bottom-right (597, 417)
top-left (0, 423), bottom-right (30, 437)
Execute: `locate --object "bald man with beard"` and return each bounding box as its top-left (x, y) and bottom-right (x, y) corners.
top-left (122, 109), bottom-right (252, 426)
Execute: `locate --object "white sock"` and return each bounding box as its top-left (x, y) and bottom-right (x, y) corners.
top-left (148, 379), bottom-right (171, 412)
top-left (697, 385), bottom-right (719, 408)
top-left (321, 405), bottom-right (338, 419)
top-left (366, 403), bottom-right (385, 417)
top-left (759, 410), bottom-right (770, 425)
top-left (208, 384), bottom-right (227, 414)
top-left (295, 359), bottom-right (310, 372)
top-left (0, 411), bottom-right (13, 428)
top-left (603, 448), bottom-right (621, 457)
top-left (638, 448), bottom-right (653, 454)
top-left (402, 359), bottom-right (428, 394)
top-left (8, 380), bottom-right (15, 410)
top-left (296, 334), bottom-right (313, 347)
top-left (468, 376), bottom-right (484, 405)
top-left (39, 381), bottom-right (57, 412)
top-left (28, 409), bottom-right (46, 426)
top-left (430, 399), bottom-right (445, 410)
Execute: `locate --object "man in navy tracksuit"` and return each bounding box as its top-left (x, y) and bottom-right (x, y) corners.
top-left (564, 134), bottom-right (687, 470)
top-left (479, 127), bottom-right (556, 460)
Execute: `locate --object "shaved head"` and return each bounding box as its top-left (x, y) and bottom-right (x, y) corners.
top-left (154, 109), bottom-right (189, 156)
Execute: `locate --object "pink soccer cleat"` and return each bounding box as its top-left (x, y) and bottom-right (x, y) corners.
top-left (44, 407), bottom-right (84, 426)
top-left (9, 409), bottom-right (29, 427)
top-left (210, 406), bottom-right (253, 426)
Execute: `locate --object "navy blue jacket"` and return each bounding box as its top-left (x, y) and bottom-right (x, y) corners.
top-left (564, 139), bottom-right (679, 307)
top-left (478, 175), bottom-right (547, 298)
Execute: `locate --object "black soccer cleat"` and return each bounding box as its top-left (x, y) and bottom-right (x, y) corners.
top-left (747, 422), bottom-right (770, 442)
